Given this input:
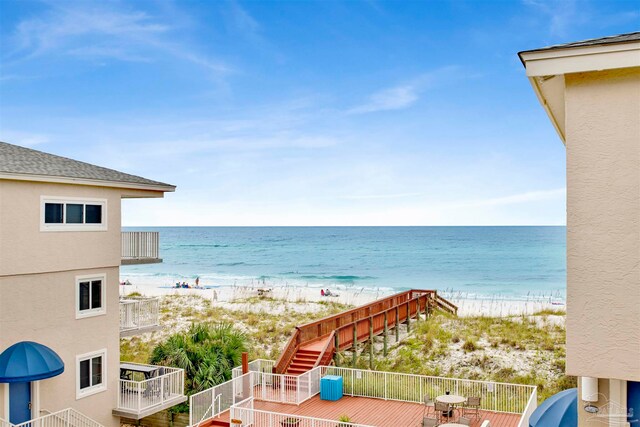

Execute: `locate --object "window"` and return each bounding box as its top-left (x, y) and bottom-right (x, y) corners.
top-left (41, 197), bottom-right (107, 231)
top-left (76, 349), bottom-right (106, 398)
top-left (76, 274), bottom-right (106, 319)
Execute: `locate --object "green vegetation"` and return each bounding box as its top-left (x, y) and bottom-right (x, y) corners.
top-left (121, 294), bottom-right (572, 407)
top-left (372, 312), bottom-right (575, 402)
top-left (150, 322), bottom-right (247, 392)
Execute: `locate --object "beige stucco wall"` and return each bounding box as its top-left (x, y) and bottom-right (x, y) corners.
top-left (565, 67), bottom-right (640, 382)
top-left (0, 268), bottom-right (120, 427)
top-left (0, 180), bottom-right (122, 276)
top-left (0, 179), bottom-right (131, 427)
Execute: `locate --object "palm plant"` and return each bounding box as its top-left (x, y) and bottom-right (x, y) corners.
top-left (150, 322), bottom-right (248, 395)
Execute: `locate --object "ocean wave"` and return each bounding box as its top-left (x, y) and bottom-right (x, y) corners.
top-left (299, 275), bottom-right (377, 282)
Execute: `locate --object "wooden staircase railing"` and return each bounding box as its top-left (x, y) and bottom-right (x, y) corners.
top-left (274, 289), bottom-right (457, 374)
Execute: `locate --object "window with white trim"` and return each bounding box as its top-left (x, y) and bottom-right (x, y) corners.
top-left (41, 197), bottom-right (107, 231)
top-left (76, 349), bottom-right (106, 398)
top-left (76, 274), bottom-right (106, 319)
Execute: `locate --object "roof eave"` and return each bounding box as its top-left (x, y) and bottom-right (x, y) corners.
top-left (0, 172), bottom-right (176, 195)
top-left (519, 40), bottom-right (640, 146)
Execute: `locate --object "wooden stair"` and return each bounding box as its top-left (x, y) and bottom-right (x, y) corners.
top-left (286, 348), bottom-right (320, 375)
top-left (274, 290), bottom-right (458, 375)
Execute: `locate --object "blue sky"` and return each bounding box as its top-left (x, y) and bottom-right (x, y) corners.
top-left (1, 1), bottom-right (638, 226)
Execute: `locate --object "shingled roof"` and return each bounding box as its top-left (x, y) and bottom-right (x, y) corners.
top-left (519, 31), bottom-right (640, 56)
top-left (0, 141), bottom-right (175, 191)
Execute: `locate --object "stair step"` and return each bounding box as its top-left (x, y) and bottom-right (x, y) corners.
top-left (293, 354), bottom-right (318, 361)
top-left (297, 349), bottom-right (321, 356)
top-left (291, 359), bottom-right (316, 365)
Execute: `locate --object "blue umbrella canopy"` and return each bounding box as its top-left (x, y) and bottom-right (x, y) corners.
top-left (529, 388), bottom-right (577, 427)
top-left (0, 341), bottom-right (64, 383)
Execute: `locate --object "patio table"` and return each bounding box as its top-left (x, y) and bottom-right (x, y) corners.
top-left (436, 394), bottom-right (466, 419)
top-left (436, 394), bottom-right (466, 405)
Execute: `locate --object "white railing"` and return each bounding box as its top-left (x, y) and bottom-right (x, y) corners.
top-left (230, 401), bottom-right (374, 427)
top-left (192, 362), bottom-right (537, 427)
top-left (120, 298), bottom-right (160, 332)
top-left (189, 373), bottom-right (254, 427)
top-left (118, 365), bottom-right (185, 414)
top-left (122, 231), bottom-right (159, 260)
top-left (320, 366), bottom-right (536, 414)
top-left (9, 409), bottom-right (103, 427)
top-left (232, 359), bottom-right (275, 378)
top-left (517, 386), bottom-right (538, 427)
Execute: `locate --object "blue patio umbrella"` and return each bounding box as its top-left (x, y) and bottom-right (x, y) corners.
top-left (529, 388), bottom-right (578, 427)
top-left (0, 341), bottom-right (64, 383)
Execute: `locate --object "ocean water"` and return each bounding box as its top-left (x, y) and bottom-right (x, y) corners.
top-left (121, 226), bottom-right (566, 301)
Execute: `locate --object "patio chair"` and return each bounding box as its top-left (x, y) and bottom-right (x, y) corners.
top-left (434, 401), bottom-right (450, 424)
top-left (422, 395), bottom-right (435, 417)
top-left (458, 416), bottom-right (472, 426)
top-left (420, 416), bottom-right (438, 427)
top-left (480, 421), bottom-right (491, 427)
top-left (463, 396), bottom-right (481, 419)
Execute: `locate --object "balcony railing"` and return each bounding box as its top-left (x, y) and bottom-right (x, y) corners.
top-left (193, 361), bottom-right (537, 427)
top-left (114, 363), bottom-right (186, 419)
top-left (120, 298), bottom-right (160, 336)
top-left (121, 232), bottom-right (162, 265)
top-left (1, 409), bottom-right (104, 427)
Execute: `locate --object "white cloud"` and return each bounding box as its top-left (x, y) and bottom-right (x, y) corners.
top-left (347, 85), bottom-right (420, 114)
top-left (3, 2), bottom-right (231, 74)
top-left (346, 66), bottom-right (460, 115)
top-left (448, 188), bottom-right (567, 209)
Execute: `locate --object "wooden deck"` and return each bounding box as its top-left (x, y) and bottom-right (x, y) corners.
top-left (216, 394), bottom-right (521, 427)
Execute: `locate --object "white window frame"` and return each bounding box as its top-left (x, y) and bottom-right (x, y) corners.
top-left (75, 349), bottom-right (107, 399)
top-left (75, 273), bottom-right (107, 319)
top-left (40, 196), bottom-right (107, 232)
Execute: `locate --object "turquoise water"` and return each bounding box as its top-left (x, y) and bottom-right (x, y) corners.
top-left (121, 226), bottom-right (566, 300)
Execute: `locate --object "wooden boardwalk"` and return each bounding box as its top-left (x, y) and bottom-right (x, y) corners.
top-left (216, 395), bottom-right (521, 427)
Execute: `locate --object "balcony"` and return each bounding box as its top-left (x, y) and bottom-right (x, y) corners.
top-left (191, 360), bottom-right (537, 427)
top-left (120, 297), bottom-right (161, 337)
top-left (121, 231), bottom-right (162, 265)
top-left (113, 363), bottom-right (186, 419)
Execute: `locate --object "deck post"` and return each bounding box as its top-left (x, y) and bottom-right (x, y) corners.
top-left (352, 323), bottom-right (358, 368)
top-left (395, 307), bottom-right (400, 342)
top-left (369, 317), bottom-right (374, 369)
top-left (425, 295), bottom-right (430, 319)
top-left (383, 311), bottom-right (388, 356)
top-left (406, 301), bottom-right (411, 332)
top-left (334, 333), bottom-right (340, 366)
top-left (416, 297), bottom-right (421, 323)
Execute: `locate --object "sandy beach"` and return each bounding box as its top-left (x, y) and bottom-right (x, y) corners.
top-left (119, 275), bottom-right (565, 317)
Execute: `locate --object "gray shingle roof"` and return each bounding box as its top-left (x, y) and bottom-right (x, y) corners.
top-left (519, 31), bottom-right (640, 56)
top-left (0, 141), bottom-right (175, 190)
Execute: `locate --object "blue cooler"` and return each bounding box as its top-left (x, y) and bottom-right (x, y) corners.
top-left (320, 375), bottom-right (343, 401)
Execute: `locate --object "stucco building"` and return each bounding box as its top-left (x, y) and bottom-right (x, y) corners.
top-left (0, 142), bottom-right (184, 427)
top-left (519, 32), bottom-right (640, 426)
